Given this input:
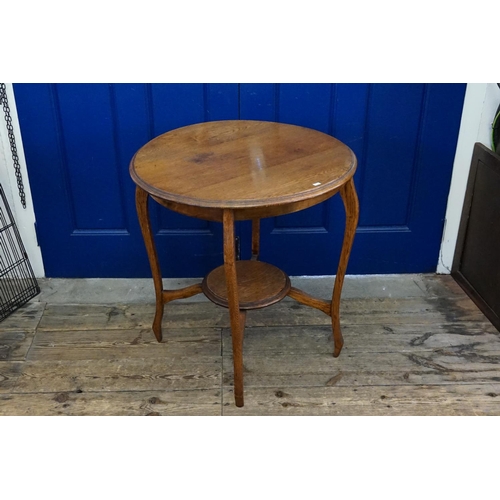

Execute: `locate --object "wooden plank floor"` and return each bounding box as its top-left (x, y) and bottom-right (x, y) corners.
top-left (1, 275), bottom-right (499, 415)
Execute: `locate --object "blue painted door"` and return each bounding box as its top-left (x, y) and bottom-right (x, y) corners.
top-left (14, 83), bottom-right (465, 277)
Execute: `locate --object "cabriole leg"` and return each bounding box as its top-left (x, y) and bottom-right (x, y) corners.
top-left (331, 178), bottom-right (359, 357)
top-left (136, 186), bottom-right (164, 342)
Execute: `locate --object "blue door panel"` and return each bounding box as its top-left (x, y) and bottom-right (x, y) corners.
top-left (151, 84), bottom-right (205, 135)
top-left (157, 206), bottom-right (209, 230)
top-left (359, 84), bottom-right (425, 227)
top-left (332, 84), bottom-right (370, 153)
top-left (405, 84), bottom-right (468, 257)
top-left (204, 84), bottom-right (240, 121)
top-left (278, 84), bottom-right (333, 132)
top-left (55, 84), bottom-right (127, 231)
top-left (274, 203), bottom-right (327, 230)
top-left (239, 84), bottom-right (277, 121)
top-left (14, 83), bottom-right (466, 277)
top-left (252, 197), bottom-right (343, 276)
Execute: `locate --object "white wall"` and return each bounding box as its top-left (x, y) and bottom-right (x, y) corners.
top-left (437, 83), bottom-right (500, 273)
top-left (0, 83), bottom-right (44, 277)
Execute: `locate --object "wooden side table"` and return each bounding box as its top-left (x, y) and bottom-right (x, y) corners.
top-left (130, 120), bottom-right (359, 407)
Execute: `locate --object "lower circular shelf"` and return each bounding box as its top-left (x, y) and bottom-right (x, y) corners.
top-left (202, 260), bottom-right (291, 310)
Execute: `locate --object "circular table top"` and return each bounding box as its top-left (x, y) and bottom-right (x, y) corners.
top-left (130, 120), bottom-right (356, 210)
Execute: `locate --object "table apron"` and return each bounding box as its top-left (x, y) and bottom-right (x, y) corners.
top-left (151, 187), bottom-right (341, 222)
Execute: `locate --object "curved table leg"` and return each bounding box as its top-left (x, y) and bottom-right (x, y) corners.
top-left (331, 178), bottom-right (359, 357)
top-left (136, 186), bottom-right (164, 342)
top-left (223, 209), bottom-right (246, 407)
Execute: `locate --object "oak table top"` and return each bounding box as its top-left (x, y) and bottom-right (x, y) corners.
top-left (130, 120), bottom-right (356, 214)
top-left (130, 120), bottom-right (359, 408)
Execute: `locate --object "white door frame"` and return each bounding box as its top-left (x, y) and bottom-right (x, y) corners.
top-left (437, 83), bottom-right (500, 273)
top-left (0, 83), bottom-right (44, 277)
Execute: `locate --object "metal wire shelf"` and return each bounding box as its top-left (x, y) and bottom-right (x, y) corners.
top-left (0, 184), bottom-right (39, 321)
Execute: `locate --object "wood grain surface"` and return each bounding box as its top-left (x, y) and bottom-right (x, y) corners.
top-left (203, 260), bottom-right (291, 309)
top-left (1, 275), bottom-right (498, 415)
top-left (130, 120), bottom-right (356, 210)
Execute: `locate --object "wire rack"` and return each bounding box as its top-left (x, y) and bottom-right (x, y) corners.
top-left (0, 183), bottom-right (39, 321)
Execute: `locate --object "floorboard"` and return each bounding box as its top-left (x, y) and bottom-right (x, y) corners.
top-left (0, 274), bottom-right (498, 415)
